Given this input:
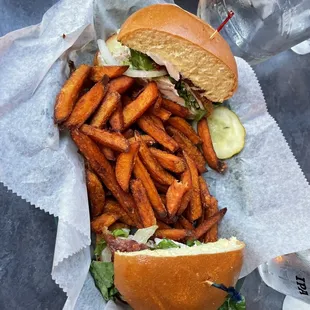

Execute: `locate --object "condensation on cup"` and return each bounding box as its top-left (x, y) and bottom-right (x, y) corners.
top-left (258, 251), bottom-right (310, 304)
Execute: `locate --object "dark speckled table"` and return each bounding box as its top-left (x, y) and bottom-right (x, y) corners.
top-left (1, 0), bottom-right (309, 309)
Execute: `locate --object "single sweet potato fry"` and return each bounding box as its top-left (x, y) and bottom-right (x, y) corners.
top-left (177, 166), bottom-right (192, 216)
top-left (109, 100), bottom-right (124, 131)
top-left (198, 118), bottom-right (227, 173)
top-left (91, 212), bottom-right (120, 233)
top-left (166, 126), bottom-right (206, 173)
top-left (109, 222), bottom-right (130, 231)
top-left (152, 107), bottom-right (171, 121)
top-left (99, 146), bottom-right (116, 161)
top-left (149, 148), bottom-right (186, 173)
top-left (90, 65), bottom-right (129, 82)
top-left (131, 179), bottom-right (157, 228)
top-left (133, 157), bottom-right (167, 219)
top-left (154, 229), bottom-right (192, 241)
top-left (137, 132), bottom-right (175, 186)
top-left (152, 95), bottom-right (162, 111)
top-left (149, 115), bottom-right (165, 131)
top-left (86, 169), bottom-right (105, 218)
top-left (103, 199), bottom-right (135, 226)
top-left (128, 135), bottom-right (156, 146)
top-left (71, 130), bottom-right (137, 224)
top-left (93, 51), bottom-right (100, 66)
top-left (65, 80), bottom-right (108, 128)
top-left (157, 221), bottom-right (171, 229)
top-left (183, 151), bottom-right (202, 221)
top-left (81, 124), bottom-right (129, 152)
top-left (54, 64), bottom-right (91, 124)
top-left (123, 128), bottom-right (134, 139)
top-left (115, 141), bottom-right (140, 192)
top-left (166, 180), bottom-right (189, 218)
top-left (123, 82), bottom-right (159, 129)
top-left (137, 115), bottom-right (179, 152)
top-left (193, 208), bottom-right (227, 240)
top-left (162, 98), bottom-right (191, 118)
top-left (167, 116), bottom-right (201, 145)
top-left (198, 176), bottom-right (212, 209)
top-left (109, 76), bottom-right (135, 94)
top-left (204, 196), bottom-right (219, 243)
top-left (90, 91), bottom-right (120, 128)
top-left (179, 216), bottom-right (195, 230)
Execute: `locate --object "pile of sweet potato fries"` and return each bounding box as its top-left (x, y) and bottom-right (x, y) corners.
top-left (54, 61), bottom-right (227, 243)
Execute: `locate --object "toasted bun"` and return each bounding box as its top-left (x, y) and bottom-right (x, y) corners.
top-left (114, 238), bottom-right (244, 310)
top-left (118, 4), bottom-right (238, 102)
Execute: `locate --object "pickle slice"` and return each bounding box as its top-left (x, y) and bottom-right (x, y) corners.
top-left (207, 107), bottom-right (246, 159)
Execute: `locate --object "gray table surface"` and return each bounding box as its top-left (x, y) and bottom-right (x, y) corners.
top-left (1, 0), bottom-right (309, 309)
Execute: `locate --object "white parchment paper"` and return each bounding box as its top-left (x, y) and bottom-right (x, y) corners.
top-left (1, 0), bottom-right (310, 309)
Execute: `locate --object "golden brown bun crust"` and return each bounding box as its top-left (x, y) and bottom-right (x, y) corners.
top-left (114, 246), bottom-right (244, 310)
top-left (118, 4), bottom-right (238, 101)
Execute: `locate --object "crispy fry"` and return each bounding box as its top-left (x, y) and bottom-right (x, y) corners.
top-left (154, 229), bottom-right (192, 241)
top-left (99, 146), bottom-right (116, 161)
top-left (167, 116), bottom-right (201, 145)
top-left (71, 130), bottom-right (137, 224)
top-left (193, 208), bottom-right (227, 240)
top-left (166, 126), bottom-right (206, 173)
top-left (166, 180), bottom-right (189, 218)
top-left (128, 135), bottom-right (156, 146)
top-left (149, 115), bottom-right (165, 131)
top-left (123, 128), bottom-right (134, 139)
top-left (54, 64), bottom-right (91, 124)
top-left (137, 115), bottom-right (179, 152)
top-left (152, 95), bottom-right (162, 111)
top-left (109, 76), bottom-right (135, 94)
top-left (162, 98), bottom-right (191, 118)
top-left (123, 82), bottom-right (159, 129)
top-left (177, 163), bottom-right (192, 216)
top-left (136, 131), bottom-right (175, 186)
top-left (93, 51), bottom-right (100, 66)
top-left (115, 141), bottom-right (140, 192)
top-left (159, 194), bottom-right (167, 206)
top-left (131, 179), bottom-right (157, 228)
top-left (133, 157), bottom-right (167, 219)
top-left (183, 151), bottom-right (202, 221)
top-left (178, 216), bottom-right (194, 230)
top-left (157, 221), bottom-right (171, 229)
top-left (109, 222), bottom-right (130, 231)
top-left (86, 169), bottom-right (105, 218)
top-left (91, 212), bottom-right (120, 233)
top-left (149, 148), bottom-right (186, 173)
top-left (81, 124), bottom-right (129, 152)
top-left (204, 196), bottom-right (219, 243)
top-left (198, 118), bottom-right (227, 173)
top-left (109, 100), bottom-right (124, 131)
top-left (65, 80), bottom-right (108, 128)
top-left (198, 176), bottom-right (212, 209)
top-left (154, 181), bottom-right (169, 194)
top-left (152, 107), bottom-right (171, 121)
top-left (90, 65), bottom-right (129, 82)
top-left (90, 91), bottom-right (120, 128)
top-left (103, 199), bottom-right (135, 226)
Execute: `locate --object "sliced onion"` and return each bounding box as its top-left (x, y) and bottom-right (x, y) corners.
top-left (97, 39), bottom-right (119, 65)
top-left (124, 68), bottom-right (167, 78)
top-left (100, 247), bottom-right (112, 262)
top-left (132, 225), bottom-right (158, 244)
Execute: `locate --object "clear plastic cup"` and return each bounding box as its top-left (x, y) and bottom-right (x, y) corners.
top-left (198, 0), bottom-right (310, 64)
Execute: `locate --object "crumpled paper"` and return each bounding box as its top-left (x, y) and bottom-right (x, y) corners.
top-left (1, 0), bottom-right (310, 309)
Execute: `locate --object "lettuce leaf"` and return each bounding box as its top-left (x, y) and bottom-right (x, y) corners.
top-left (129, 49), bottom-right (156, 71)
top-left (155, 238), bottom-right (180, 249)
top-left (218, 295), bottom-right (246, 310)
top-left (90, 261), bottom-right (118, 301)
top-left (112, 228), bottom-right (129, 238)
top-left (186, 240), bottom-right (202, 247)
top-left (94, 239), bottom-right (106, 259)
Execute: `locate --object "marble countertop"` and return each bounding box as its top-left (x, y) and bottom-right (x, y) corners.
top-left (0, 0), bottom-right (309, 309)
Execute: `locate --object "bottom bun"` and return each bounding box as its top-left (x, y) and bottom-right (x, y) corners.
top-left (114, 237), bottom-right (245, 310)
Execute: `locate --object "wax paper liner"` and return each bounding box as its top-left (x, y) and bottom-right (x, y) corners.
top-left (1, 0), bottom-right (310, 309)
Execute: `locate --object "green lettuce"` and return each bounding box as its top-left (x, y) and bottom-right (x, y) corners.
top-left (129, 49), bottom-right (156, 71)
top-left (94, 239), bottom-right (106, 259)
top-left (218, 295), bottom-right (246, 310)
top-left (90, 261), bottom-right (118, 301)
top-left (155, 238), bottom-right (180, 249)
top-left (186, 240), bottom-right (202, 247)
top-left (112, 228), bottom-right (129, 238)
